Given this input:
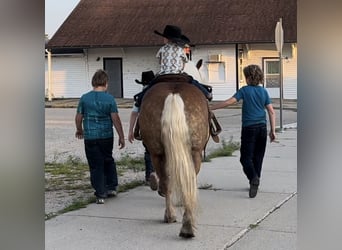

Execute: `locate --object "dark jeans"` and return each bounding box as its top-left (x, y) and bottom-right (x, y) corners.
top-left (240, 123), bottom-right (267, 183)
top-left (191, 79), bottom-right (212, 96)
top-left (85, 137), bottom-right (118, 198)
top-left (143, 144), bottom-right (154, 181)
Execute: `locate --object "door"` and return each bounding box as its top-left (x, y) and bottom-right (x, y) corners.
top-left (103, 58), bottom-right (123, 98)
top-left (263, 57), bottom-right (280, 98)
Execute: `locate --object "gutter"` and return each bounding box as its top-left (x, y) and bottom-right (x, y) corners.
top-left (45, 49), bottom-right (52, 101)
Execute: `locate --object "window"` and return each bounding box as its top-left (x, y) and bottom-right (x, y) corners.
top-left (263, 58), bottom-right (280, 88)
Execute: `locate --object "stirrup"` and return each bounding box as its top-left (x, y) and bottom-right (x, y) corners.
top-left (209, 112), bottom-right (221, 143)
top-left (134, 129), bottom-right (142, 140)
top-left (134, 120), bottom-right (142, 140)
top-left (209, 111), bottom-right (222, 136)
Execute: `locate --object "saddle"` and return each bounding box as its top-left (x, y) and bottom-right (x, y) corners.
top-left (154, 73), bottom-right (192, 84)
top-left (155, 73), bottom-right (213, 93)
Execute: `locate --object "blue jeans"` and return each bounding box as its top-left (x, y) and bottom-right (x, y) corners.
top-left (143, 144), bottom-right (154, 181)
top-left (85, 137), bottom-right (118, 198)
top-left (240, 123), bottom-right (267, 183)
top-left (191, 79), bottom-right (211, 97)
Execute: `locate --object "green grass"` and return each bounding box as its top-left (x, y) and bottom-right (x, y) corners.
top-left (249, 223), bottom-right (259, 229)
top-left (204, 138), bottom-right (240, 162)
top-left (45, 140), bottom-right (240, 220)
top-left (116, 154), bottom-right (145, 175)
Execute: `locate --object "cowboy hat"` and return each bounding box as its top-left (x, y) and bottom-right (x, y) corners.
top-left (154, 25), bottom-right (190, 45)
top-left (135, 70), bottom-right (155, 86)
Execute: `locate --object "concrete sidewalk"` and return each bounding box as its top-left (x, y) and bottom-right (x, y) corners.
top-left (45, 128), bottom-right (297, 250)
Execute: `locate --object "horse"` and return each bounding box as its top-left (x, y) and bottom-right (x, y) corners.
top-left (138, 61), bottom-right (211, 238)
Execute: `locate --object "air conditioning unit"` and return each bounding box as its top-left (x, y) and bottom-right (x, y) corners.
top-left (209, 54), bottom-right (222, 62)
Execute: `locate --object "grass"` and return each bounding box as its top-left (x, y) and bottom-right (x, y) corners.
top-left (204, 138), bottom-right (240, 162)
top-left (116, 154), bottom-right (145, 175)
top-left (45, 139), bottom-right (240, 220)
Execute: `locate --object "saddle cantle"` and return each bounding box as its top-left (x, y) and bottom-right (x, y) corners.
top-left (155, 74), bottom-right (213, 95)
top-left (154, 73), bottom-right (192, 84)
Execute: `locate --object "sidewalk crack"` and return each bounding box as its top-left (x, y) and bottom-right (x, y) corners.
top-left (222, 191), bottom-right (297, 249)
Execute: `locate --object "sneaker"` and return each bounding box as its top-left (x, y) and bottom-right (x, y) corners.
top-left (107, 190), bottom-right (117, 197)
top-left (249, 177), bottom-right (260, 198)
top-left (158, 189), bottom-right (166, 198)
top-left (96, 197), bottom-right (105, 204)
top-left (149, 172), bottom-right (159, 191)
top-left (207, 93), bottom-right (213, 101)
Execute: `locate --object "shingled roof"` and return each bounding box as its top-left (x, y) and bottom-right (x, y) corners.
top-left (47, 0), bottom-right (296, 49)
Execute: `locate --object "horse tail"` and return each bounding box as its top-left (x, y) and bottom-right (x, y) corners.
top-left (161, 93), bottom-right (197, 221)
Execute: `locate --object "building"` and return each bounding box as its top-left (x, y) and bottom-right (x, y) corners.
top-left (45, 0), bottom-right (297, 100)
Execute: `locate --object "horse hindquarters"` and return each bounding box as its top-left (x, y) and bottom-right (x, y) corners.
top-left (161, 93), bottom-right (197, 238)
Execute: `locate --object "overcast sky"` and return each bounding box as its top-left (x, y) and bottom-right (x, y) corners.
top-left (45, 0), bottom-right (80, 38)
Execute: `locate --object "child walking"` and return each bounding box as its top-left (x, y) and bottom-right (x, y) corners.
top-left (210, 65), bottom-right (276, 198)
top-left (75, 69), bottom-right (125, 204)
top-left (128, 71), bottom-right (155, 185)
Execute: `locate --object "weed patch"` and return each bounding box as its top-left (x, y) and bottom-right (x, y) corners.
top-left (204, 138), bottom-right (240, 162)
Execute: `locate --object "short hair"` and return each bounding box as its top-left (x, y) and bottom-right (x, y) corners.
top-left (92, 69), bottom-right (109, 87)
top-left (243, 65), bottom-right (264, 86)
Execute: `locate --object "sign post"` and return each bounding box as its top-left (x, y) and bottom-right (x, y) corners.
top-left (275, 18), bottom-right (284, 132)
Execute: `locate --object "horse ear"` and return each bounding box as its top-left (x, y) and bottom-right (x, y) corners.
top-left (196, 59), bottom-right (203, 70)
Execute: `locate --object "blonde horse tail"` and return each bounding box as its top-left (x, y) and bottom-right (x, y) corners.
top-left (161, 93), bottom-right (198, 222)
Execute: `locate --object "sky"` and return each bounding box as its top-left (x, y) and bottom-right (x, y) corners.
top-left (45, 0), bottom-right (80, 38)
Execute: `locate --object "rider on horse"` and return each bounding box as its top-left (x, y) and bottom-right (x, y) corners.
top-left (133, 25), bottom-right (221, 142)
top-left (134, 25), bottom-right (213, 108)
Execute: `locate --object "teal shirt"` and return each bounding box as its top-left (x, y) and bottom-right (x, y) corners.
top-left (233, 85), bottom-right (271, 127)
top-left (77, 91), bottom-right (118, 140)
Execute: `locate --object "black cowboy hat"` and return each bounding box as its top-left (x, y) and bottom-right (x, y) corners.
top-left (135, 70), bottom-right (155, 86)
top-left (154, 25), bottom-right (190, 45)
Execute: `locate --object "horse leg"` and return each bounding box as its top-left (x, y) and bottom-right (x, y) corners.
top-left (192, 150), bottom-right (203, 175)
top-left (179, 150), bottom-right (202, 238)
top-left (179, 207), bottom-right (195, 238)
top-left (179, 150), bottom-right (199, 238)
top-left (150, 154), bottom-right (176, 223)
top-left (164, 188), bottom-right (177, 223)
top-left (152, 155), bottom-right (168, 197)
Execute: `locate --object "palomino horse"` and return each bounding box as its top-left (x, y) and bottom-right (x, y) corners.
top-left (138, 63), bottom-right (210, 238)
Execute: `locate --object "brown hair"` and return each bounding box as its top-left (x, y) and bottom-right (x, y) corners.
top-left (243, 65), bottom-right (264, 86)
top-left (91, 69), bottom-right (109, 87)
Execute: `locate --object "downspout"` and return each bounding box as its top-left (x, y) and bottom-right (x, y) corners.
top-left (235, 44), bottom-right (239, 91)
top-left (45, 49), bottom-right (52, 101)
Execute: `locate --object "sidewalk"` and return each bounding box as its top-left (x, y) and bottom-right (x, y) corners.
top-left (45, 127), bottom-right (297, 249)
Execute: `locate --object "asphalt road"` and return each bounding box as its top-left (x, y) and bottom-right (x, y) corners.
top-left (45, 107), bottom-right (297, 163)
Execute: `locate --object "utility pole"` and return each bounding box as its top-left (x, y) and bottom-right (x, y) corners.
top-left (275, 18), bottom-right (284, 132)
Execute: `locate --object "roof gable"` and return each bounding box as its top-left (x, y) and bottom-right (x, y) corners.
top-left (47, 0), bottom-right (297, 48)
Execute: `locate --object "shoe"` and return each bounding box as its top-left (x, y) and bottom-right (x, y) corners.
top-left (158, 189), bottom-right (166, 197)
top-left (144, 178), bottom-right (151, 186)
top-left (107, 190), bottom-right (117, 197)
top-left (207, 93), bottom-right (213, 101)
top-left (134, 134), bottom-right (142, 140)
top-left (96, 197), bottom-right (105, 204)
top-left (249, 177), bottom-right (260, 198)
top-left (149, 172), bottom-right (158, 191)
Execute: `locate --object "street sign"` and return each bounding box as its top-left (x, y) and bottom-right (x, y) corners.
top-left (275, 19), bottom-right (284, 52)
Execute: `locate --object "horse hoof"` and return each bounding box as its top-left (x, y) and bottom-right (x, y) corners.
top-left (164, 215), bottom-right (177, 223)
top-left (179, 231), bottom-right (195, 238)
top-left (149, 172), bottom-right (159, 191)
